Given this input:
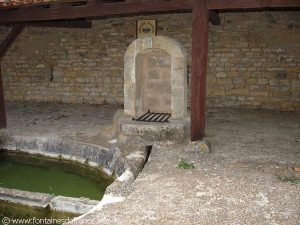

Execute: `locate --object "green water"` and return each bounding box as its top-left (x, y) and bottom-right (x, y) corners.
top-left (0, 151), bottom-right (113, 224)
top-left (0, 161), bottom-right (104, 200)
top-left (0, 151), bottom-right (113, 200)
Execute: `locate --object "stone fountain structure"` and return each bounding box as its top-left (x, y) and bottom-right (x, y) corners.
top-left (114, 36), bottom-right (190, 145)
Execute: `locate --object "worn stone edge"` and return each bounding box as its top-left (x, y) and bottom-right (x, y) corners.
top-left (0, 129), bottom-right (149, 218)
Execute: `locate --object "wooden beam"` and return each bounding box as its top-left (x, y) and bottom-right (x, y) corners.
top-left (0, 63), bottom-right (6, 128)
top-left (2, 20), bottom-right (92, 29)
top-left (0, 0), bottom-right (193, 23)
top-left (208, 0), bottom-right (300, 10)
top-left (0, 25), bottom-right (25, 58)
top-left (0, 0), bottom-right (299, 24)
top-left (190, 0), bottom-right (209, 141)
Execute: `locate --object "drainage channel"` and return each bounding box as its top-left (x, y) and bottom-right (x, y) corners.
top-left (141, 145), bottom-right (152, 171)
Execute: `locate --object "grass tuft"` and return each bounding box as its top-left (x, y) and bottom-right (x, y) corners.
top-left (277, 175), bottom-right (300, 185)
top-left (178, 160), bottom-right (195, 170)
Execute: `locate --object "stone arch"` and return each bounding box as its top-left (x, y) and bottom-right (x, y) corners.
top-left (124, 36), bottom-right (187, 119)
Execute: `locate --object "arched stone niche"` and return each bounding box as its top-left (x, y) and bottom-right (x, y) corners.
top-left (124, 36), bottom-right (187, 119)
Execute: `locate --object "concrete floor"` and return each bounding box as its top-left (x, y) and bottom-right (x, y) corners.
top-left (4, 103), bottom-right (300, 224)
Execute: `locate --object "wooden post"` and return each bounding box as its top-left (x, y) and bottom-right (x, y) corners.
top-left (0, 63), bottom-right (6, 128)
top-left (190, 0), bottom-right (209, 141)
top-left (0, 25), bottom-right (25, 128)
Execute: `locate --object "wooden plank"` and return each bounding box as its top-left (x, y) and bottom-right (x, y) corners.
top-left (2, 20), bottom-right (92, 28)
top-left (208, 0), bottom-right (300, 10)
top-left (0, 0), bottom-right (193, 23)
top-left (0, 63), bottom-right (6, 128)
top-left (0, 25), bottom-right (25, 58)
top-left (190, 0), bottom-right (209, 141)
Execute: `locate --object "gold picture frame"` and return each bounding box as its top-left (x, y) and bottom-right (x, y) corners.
top-left (137, 19), bottom-right (157, 38)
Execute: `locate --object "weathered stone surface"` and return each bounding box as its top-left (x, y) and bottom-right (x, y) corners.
top-left (135, 49), bottom-right (172, 114)
top-left (0, 187), bottom-right (99, 215)
top-left (2, 136), bottom-right (115, 174)
top-left (0, 187), bottom-right (54, 208)
top-left (1, 134), bottom-right (146, 179)
top-left (124, 36), bottom-right (187, 118)
top-left (0, 103), bottom-right (152, 219)
top-left (115, 111), bottom-right (190, 146)
top-left (49, 196), bottom-right (99, 214)
top-left (68, 108), bottom-right (300, 225)
top-left (0, 103), bottom-right (148, 180)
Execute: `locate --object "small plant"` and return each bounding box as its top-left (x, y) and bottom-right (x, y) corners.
top-left (278, 175), bottom-right (300, 185)
top-left (178, 160), bottom-right (195, 170)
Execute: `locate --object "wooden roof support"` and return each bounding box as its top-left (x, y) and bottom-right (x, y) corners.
top-left (0, 24), bottom-right (25, 128)
top-left (0, 0), bottom-right (193, 23)
top-left (2, 20), bottom-right (93, 29)
top-left (190, 0), bottom-right (208, 141)
top-left (208, 0), bottom-right (300, 10)
top-left (0, 25), bottom-right (25, 58)
top-left (0, 0), bottom-right (299, 24)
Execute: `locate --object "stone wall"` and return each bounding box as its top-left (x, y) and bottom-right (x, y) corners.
top-left (207, 11), bottom-right (300, 110)
top-left (0, 11), bottom-right (299, 110)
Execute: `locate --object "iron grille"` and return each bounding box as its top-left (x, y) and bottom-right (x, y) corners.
top-left (132, 110), bottom-right (171, 122)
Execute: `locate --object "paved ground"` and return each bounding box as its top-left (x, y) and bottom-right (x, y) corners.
top-left (4, 103), bottom-right (300, 225)
top-left (73, 108), bottom-right (300, 225)
top-left (5, 102), bottom-right (120, 148)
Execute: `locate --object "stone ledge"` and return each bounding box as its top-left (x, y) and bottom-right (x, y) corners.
top-left (0, 133), bottom-right (148, 179)
top-left (50, 196), bottom-right (99, 215)
top-left (0, 187), bottom-right (99, 215)
top-left (114, 111), bottom-right (190, 146)
top-left (0, 187), bottom-right (54, 208)
top-left (0, 129), bottom-right (149, 217)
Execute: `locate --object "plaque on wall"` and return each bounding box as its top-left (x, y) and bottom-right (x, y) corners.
top-left (137, 20), bottom-right (157, 38)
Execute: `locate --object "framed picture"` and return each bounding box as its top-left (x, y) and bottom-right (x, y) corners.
top-left (137, 19), bottom-right (157, 38)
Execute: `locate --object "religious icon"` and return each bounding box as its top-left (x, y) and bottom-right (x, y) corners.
top-left (137, 20), bottom-right (157, 38)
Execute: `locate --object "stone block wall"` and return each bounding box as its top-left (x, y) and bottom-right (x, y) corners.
top-left (207, 11), bottom-right (300, 110)
top-left (0, 11), bottom-right (299, 110)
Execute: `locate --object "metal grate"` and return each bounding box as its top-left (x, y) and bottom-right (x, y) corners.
top-left (132, 110), bottom-right (171, 123)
